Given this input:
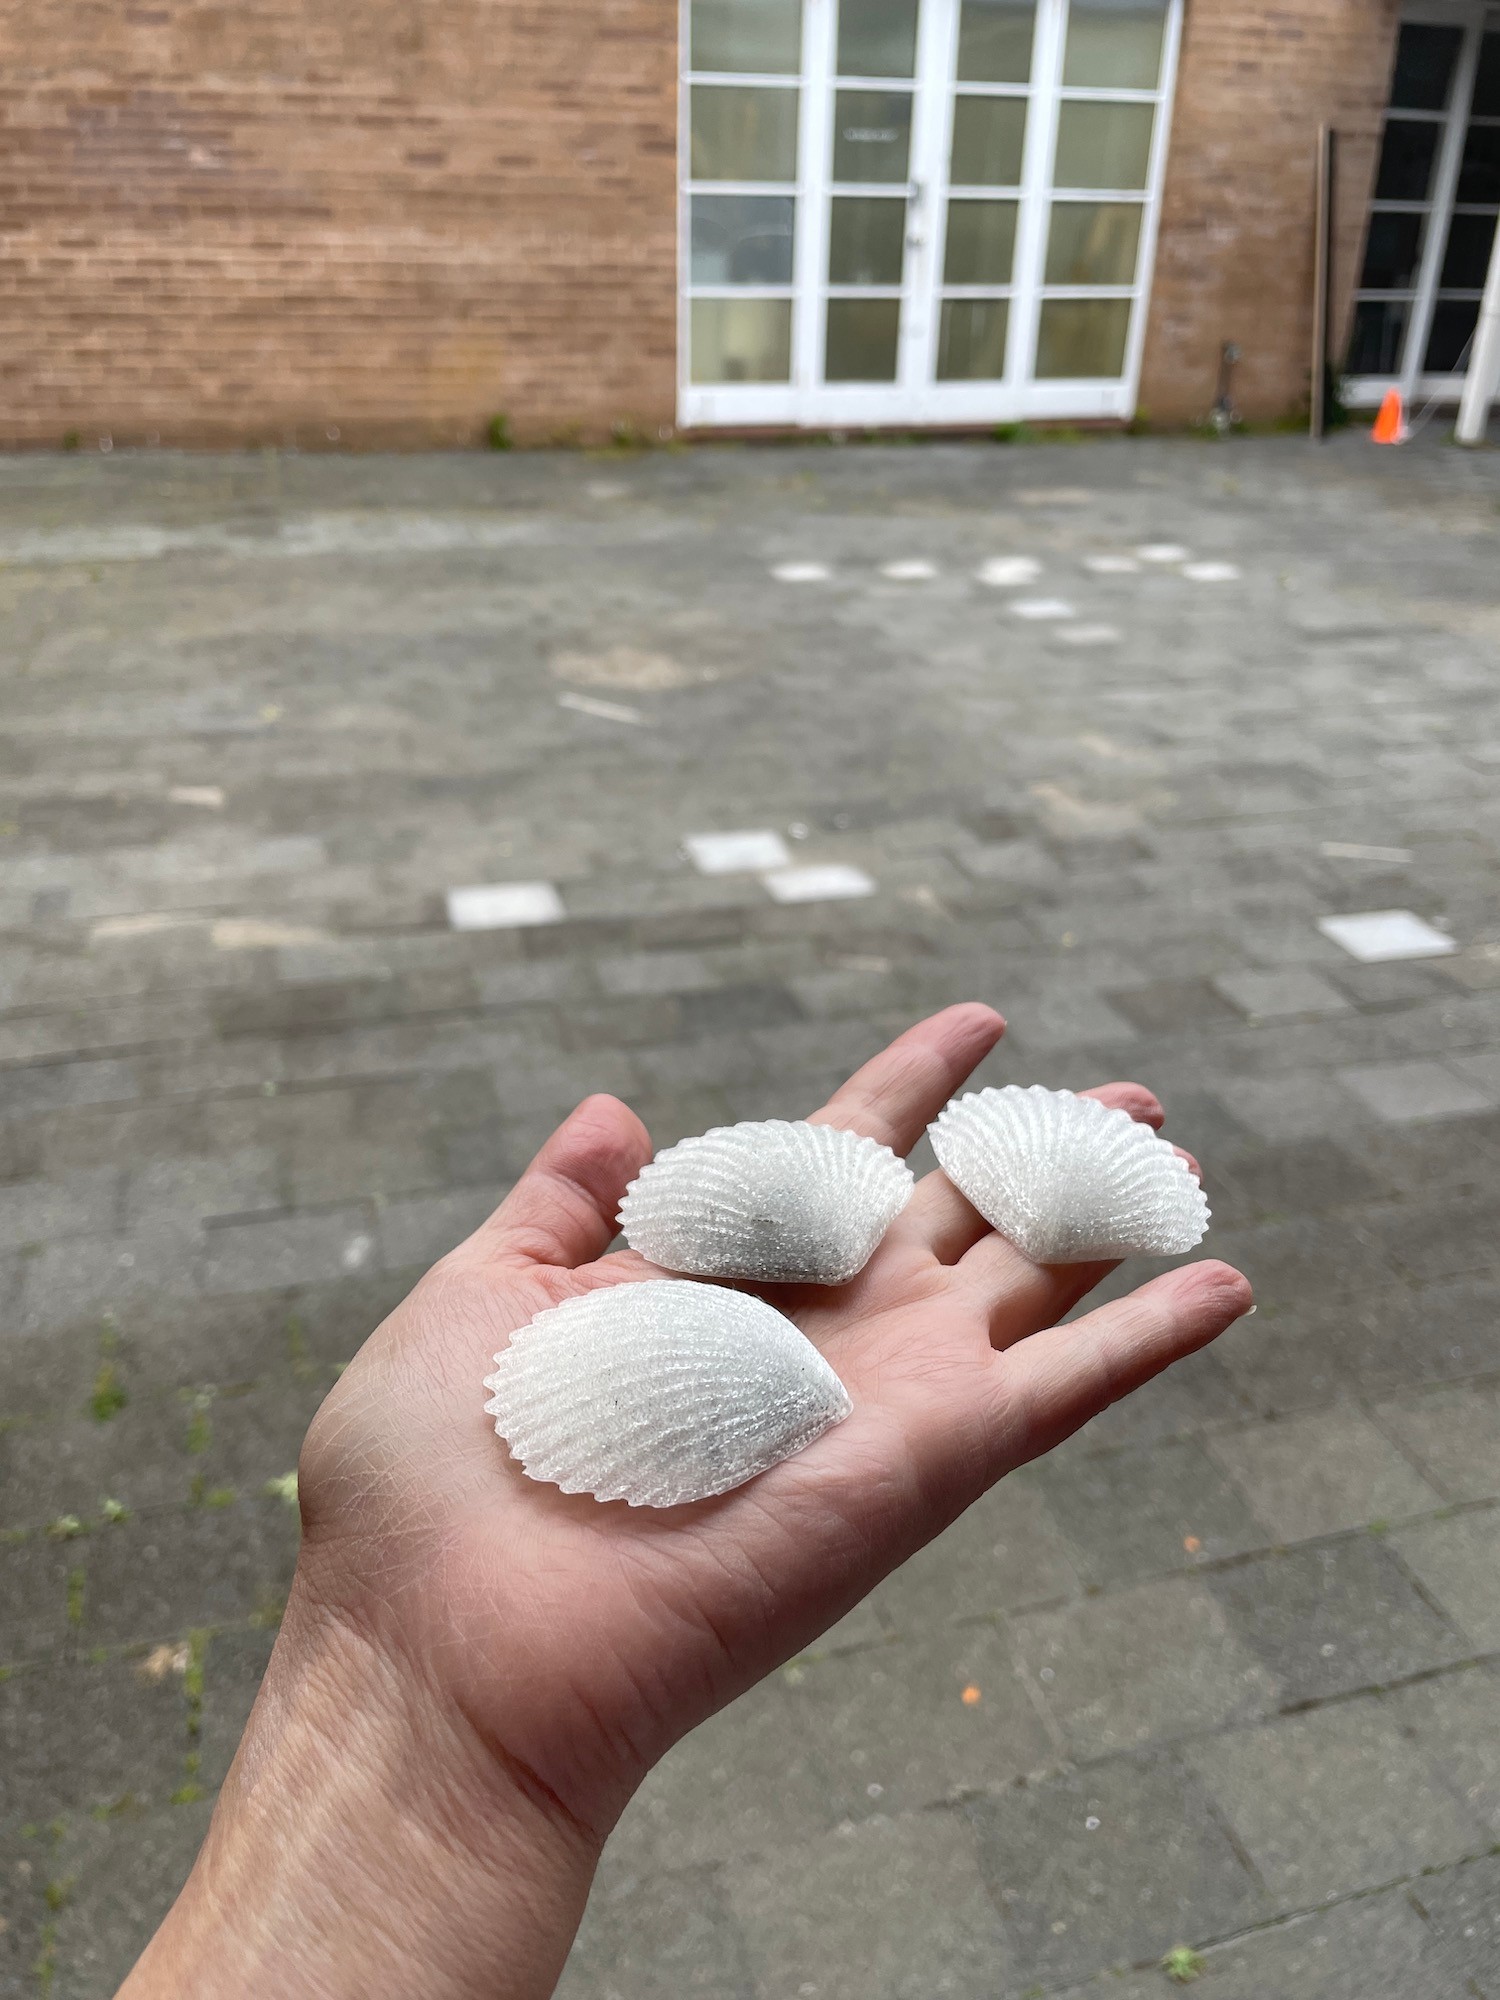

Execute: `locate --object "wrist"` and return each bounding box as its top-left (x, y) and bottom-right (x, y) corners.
top-left (120, 1579), bottom-right (602, 2000)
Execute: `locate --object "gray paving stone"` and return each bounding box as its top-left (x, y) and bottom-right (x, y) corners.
top-left (865, 1474), bottom-right (1082, 1632)
top-left (81, 1500), bottom-right (297, 1649)
top-left (1213, 967), bottom-right (1353, 1021)
top-left (1390, 1511), bottom-right (1500, 1654)
top-left (726, 1809), bottom-right (1014, 2000)
top-left (1186, 1693), bottom-right (1485, 1905)
top-left (1411, 1852), bottom-right (1500, 1998)
top-left (0, 1536), bottom-right (78, 1667)
top-left (787, 1624), bottom-right (1054, 1816)
top-left (197, 1204), bottom-right (377, 1294)
top-left (556, 1861), bottom-right (752, 2000)
top-left (1211, 1136), bottom-right (1382, 1227)
top-left (964, 1754), bottom-right (1266, 1990)
top-left (1208, 1537), bottom-right (1466, 1703)
top-left (1374, 1384), bottom-right (1500, 1503)
top-left (1098, 1889), bottom-right (1472, 2000)
top-left (0, 1658), bottom-right (188, 1827)
top-left (1387, 1664), bottom-right (1500, 1839)
top-left (1011, 1573), bottom-right (1277, 1757)
top-left (1034, 1437), bottom-right (1266, 1589)
top-left (1207, 1407), bottom-right (1442, 1544)
top-left (1338, 1059), bottom-right (1495, 1124)
top-left (46, 1797), bottom-right (214, 2000)
top-left (611, 1676), bottom-right (843, 1871)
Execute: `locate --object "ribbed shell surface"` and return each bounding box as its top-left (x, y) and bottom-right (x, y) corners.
top-left (483, 1279), bottom-right (853, 1507)
top-left (929, 1086), bottom-right (1210, 1264)
top-left (617, 1120), bottom-right (913, 1284)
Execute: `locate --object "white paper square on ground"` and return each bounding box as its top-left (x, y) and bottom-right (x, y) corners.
top-left (976, 556), bottom-right (1041, 587)
top-left (1010, 598), bottom-right (1075, 621)
top-left (1318, 910), bottom-right (1457, 962)
top-left (446, 882), bottom-right (565, 930)
top-left (1136, 543), bottom-right (1189, 563)
top-left (880, 558), bottom-right (939, 581)
top-left (685, 829), bottom-right (792, 875)
top-left (1182, 560), bottom-right (1241, 582)
top-left (770, 561), bottom-right (831, 583)
top-left (763, 864), bottom-right (875, 904)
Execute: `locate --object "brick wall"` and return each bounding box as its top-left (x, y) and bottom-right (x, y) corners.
top-left (1140, 0), bottom-right (1400, 425)
top-left (0, 1), bottom-right (680, 448)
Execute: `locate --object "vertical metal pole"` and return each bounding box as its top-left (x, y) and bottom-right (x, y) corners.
top-left (1311, 124), bottom-right (1332, 439)
top-left (1456, 215), bottom-right (1500, 445)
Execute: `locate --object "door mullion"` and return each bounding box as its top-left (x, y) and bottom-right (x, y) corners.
top-left (907, 0), bottom-right (960, 411)
top-left (1401, 14), bottom-right (1485, 400)
top-left (1011, 0), bottom-right (1065, 389)
top-left (795, 0), bottom-right (836, 413)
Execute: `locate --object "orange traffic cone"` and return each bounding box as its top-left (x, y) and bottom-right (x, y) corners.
top-left (1371, 387), bottom-right (1408, 445)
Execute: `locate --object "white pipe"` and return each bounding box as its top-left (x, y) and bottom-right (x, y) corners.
top-left (1456, 217), bottom-right (1500, 446)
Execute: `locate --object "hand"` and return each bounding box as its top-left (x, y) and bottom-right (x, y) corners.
top-left (122, 1006), bottom-right (1251, 2000)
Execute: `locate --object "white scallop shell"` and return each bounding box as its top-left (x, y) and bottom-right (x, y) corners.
top-left (483, 1279), bottom-right (852, 1507)
top-left (618, 1120), bottom-right (913, 1284)
top-left (928, 1085), bottom-right (1209, 1264)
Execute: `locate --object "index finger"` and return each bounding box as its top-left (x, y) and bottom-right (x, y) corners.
top-left (807, 1003), bottom-right (1005, 1155)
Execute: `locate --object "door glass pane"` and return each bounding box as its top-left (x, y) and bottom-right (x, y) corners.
top-left (950, 96), bottom-right (1028, 185)
top-left (937, 298), bottom-right (1010, 378)
top-left (825, 297), bottom-right (902, 378)
top-left (1347, 298), bottom-right (1409, 375)
top-left (1425, 297), bottom-right (1480, 371)
top-left (1389, 22), bottom-right (1463, 110)
top-left (1045, 200), bottom-right (1142, 283)
top-left (690, 0), bottom-right (803, 75)
top-left (1360, 210), bottom-right (1425, 291)
top-left (691, 85), bottom-right (800, 181)
top-left (836, 0), bottom-right (919, 78)
top-left (1053, 101), bottom-right (1154, 189)
top-left (691, 195), bottom-right (796, 284)
top-left (833, 89), bottom-right (913, 180)
top-left (1440, 210), bottom-right (1498, 290)
top-left (1034, 297), bottom-right (1131, 376)
top-left (1062, 0), bottom-right (1167, 91)
top-left (1457, 125), bottom-right (1500, 207)
top-left (1470, 30), bottom-right (1500, 117)
top-left (956, 0), bottom-right (1036, 84)
top-left (829, 196), bottom-right (907, 283)
top-left (1374, 119), bottom-right (1442, 202)
top-left (944, 199), bottom-right (1018, 283)
top-left (691, 298), bottom-right (793, 382)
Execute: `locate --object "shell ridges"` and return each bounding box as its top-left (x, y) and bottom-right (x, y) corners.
top-left (618, 1119), bottom-right (913, 1283)
top-left (928, 1085), bottom-right (1209, 1264)
top-left (483, 1279), bottom-right (852, 1507)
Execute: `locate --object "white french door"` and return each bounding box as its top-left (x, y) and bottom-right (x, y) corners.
top-left (678, 0), bottom-right (1183, 429)
top-left (1345, 2), bottom-right (1500, 408)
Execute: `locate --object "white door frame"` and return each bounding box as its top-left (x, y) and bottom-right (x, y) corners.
top-left (678, 0), bottom-right (1185, 429)
top-left (1345, 0), bottom-right (1499, 407)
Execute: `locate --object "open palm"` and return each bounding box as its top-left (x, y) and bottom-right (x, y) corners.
top-left (292, 1004), bottom-right (1250, 1838)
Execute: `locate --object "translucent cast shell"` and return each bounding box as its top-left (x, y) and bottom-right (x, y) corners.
top-left (617, 1120), bottom-right (914, 1284)
top-left (929, 1085), bottom-right (1210, 1264)
top-left (483, 1280), bottom-right (852, 1507)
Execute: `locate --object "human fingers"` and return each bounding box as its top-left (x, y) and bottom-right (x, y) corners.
top-left (806, 1003), bottom-right (1005, 1155)
top-left (468, 1095), bottom-right (652, 1270)
top-left (982, 1261), bottom-right (1252, 1469)
top-left (904, 1081), bottom-right (1166, 1265)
